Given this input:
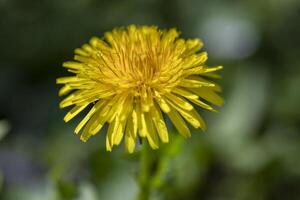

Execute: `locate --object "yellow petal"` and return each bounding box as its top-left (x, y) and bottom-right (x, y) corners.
top-left (88, 101), bottom-right (110, 135)
top-left (104, 32), bottom-right (118, 49)
top-left (161, 28), bottom-right (179, 48)
top-left (74, 55), bottom-right (98, 66)
top-left (56, 76), bottom-right (83, 84)
top-left (165, 93), bottom-right (194, 111)
top-left (167, 99), bottom-right (204, 129)
top-left (184, 39), bottom-right (203, 55)
top-left (190, 109), bottom-right (207, 131)
top-left (190, 88), bottom-right (224, 106)
top-left (144, 112), bottom-right (159, 149)
top-left (64, 103), bottom-right (89, 122)
top-left (119, 96), bottom-right (133, 122)
top-left (106, 119), bottom-right (116, 149)
top-left (150, 103), bottom-right (169, 143)
top-left (62, 61), bottom-right (84, 70)
top-left (167, 107), bottom-right (191, 138)
top-left (112, 117), bottom-right (124, 145)
top-left (106, 135), bottom-right (112, 152)
top-left (80, 110), bottom-right (100, 142)
top-left (141, 87), bottom-right (153, 112)
top-left (74, 101), bottom-right (104, 134)
top-left (154, 90), bottom-right (170, 113)
top-left (131, 109), bottom-right (138, 138)
top-left (179, 79), bottom-right (215, 88)
top-left (82, 44), bottom-right (94, 54)
top-left (124, 109), bottom-right (137, 153)
top-left (89, 37), bottom-right (111, 52)
top-left (135, 101), bottom-right (145, 137)
top-left (80, 124), bottom-right (92, 142)
top-left (172, 87), bottom-right (198, 100)
top-left (189, 76), bottom-right (222, 92)
top-left (89, 117), bottom-right (106, 136)
top-left (59, 88), bottom-right (114, 108)
top-left (125, 133), bottom-right (136, 153)
top-left (106, 93), bottom-right (128, 123)
top-left (140, 111), bottom-right (147, 138)
top-left (203, 65), bottom-right (223, 73)
top-left (125, 109), bottom-right (138, 138)
top-left (109, 117), bottom-right (122, 146)
top-left (74, 48), bottom-right (89, 56)
top-left (183, 65), bottom-right (223, 76)
top-left (201, 73), bottom-right (222, 79)
top-left (182, 52), bottom-right (208, 69)
top-left (58, 85), bottom-right (73, 96)
top-left (189, 98), bottom-right (216, 112)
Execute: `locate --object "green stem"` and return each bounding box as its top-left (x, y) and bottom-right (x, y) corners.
top-left (136, 135), bottom-right (183, 200)
top-left (138, 139), bottom-right (152, 200)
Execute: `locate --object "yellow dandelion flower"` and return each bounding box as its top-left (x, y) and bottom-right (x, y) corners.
top-left (57, 25), bottom-right (224, 153)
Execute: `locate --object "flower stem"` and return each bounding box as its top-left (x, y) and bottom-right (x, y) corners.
top-left (136, 135), bottom-right (183, 199)
top-left (138, 139), bottom-right (152, 200)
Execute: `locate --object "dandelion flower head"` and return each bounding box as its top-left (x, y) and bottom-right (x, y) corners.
top-left (57, 25), bottom-right (224, 153)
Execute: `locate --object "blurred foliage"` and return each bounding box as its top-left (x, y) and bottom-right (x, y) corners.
top-left (1, 0), bottom-right (300, 200)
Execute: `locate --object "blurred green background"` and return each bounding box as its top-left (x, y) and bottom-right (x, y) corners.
top-left (1, 0), bottom-right (300, 199)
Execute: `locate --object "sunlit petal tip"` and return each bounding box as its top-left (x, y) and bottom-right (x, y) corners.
top-left (200, 126), bottom-right (207, 132)
top-left (59, 101), bottom-right (69, 108)
top-left (80, 136), bottom-right (88, 142)
top-left (210, 108), bottom-right (218, 113)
